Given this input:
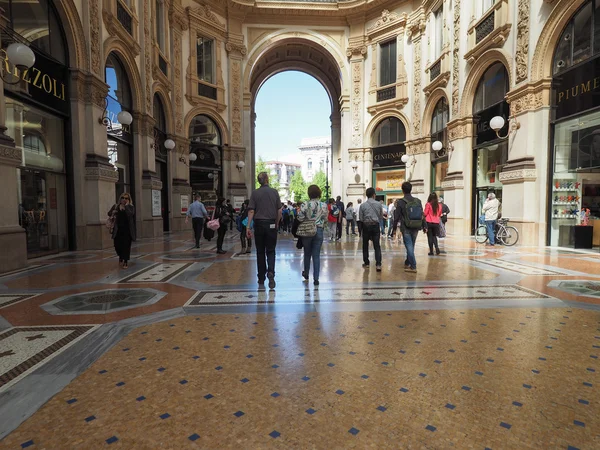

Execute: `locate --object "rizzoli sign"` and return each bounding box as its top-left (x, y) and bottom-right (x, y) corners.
top-left (1, 47), bottom-right (69, 115)
top-left (553, 56), bottom-right (600, 120)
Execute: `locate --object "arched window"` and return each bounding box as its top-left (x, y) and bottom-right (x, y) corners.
top-left (371, 117), bottom-right (406, 147)
top-left (153, 94), bottom-right (166, 133)
top-left (105, 53), bottom-right (132, 112)
top-left (6, 0), bottom-right (67, 64)
top-left (553, 0), bottom-right (600, 75)
top-left (473, 63), bottom-right (509, 113)
top-left (188, 115), bottom-right (221, 169)
top-left (307, 158), bottom-right (313, 170)
top-left (430, 97), bottom-right (449, 141)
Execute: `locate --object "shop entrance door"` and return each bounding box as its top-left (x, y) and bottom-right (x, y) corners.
top-left (156, 160), bottom-right (169, 232)
top-left (473, 188), bottom-right (502, 232)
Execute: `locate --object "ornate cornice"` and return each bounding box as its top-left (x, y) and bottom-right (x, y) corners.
top-left (506, 79), bottom-right (552, 116)
top-left (187, 4), bottom-right (226, 38)
top-left (441, 171), bottom-right (464, 190)
top-left (0, 144), bottom-right (22, 167)
top-left (226, 41), bottom-right (248, 57)
top-left (71, 70), bottom-right (108, 108)
top-left (346, 45), bottom-right (367, 59)
top-left (447, 117), bottom-right (474, 140)
top-left (499, 169), bottom-right (537, 184)
top-left (366, 9), bottom-right (407, 42)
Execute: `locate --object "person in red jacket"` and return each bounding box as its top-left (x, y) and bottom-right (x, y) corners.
top-left (327, 199), bottom-right (338, 242)
top-left (424, 193), bottom-right (443, 256)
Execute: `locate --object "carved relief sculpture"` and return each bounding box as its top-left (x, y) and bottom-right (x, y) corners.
top-left (412, 37), bottom-right (422, 137)
top-left (352, 60), bottom-right (363, 147)
top-left (231, 59), bottom-right (242, 145)
top-left (515, 0), bottom-right (530, 83)
top-left (144, 0), bottom-right (152, 112)
top-left (452, 0), bottom-right (460, 116)
top-left (90, 0), bottom-right (101, 76)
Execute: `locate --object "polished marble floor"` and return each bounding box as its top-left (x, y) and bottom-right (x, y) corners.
top-left (1, 229), bottom-right (600, 449)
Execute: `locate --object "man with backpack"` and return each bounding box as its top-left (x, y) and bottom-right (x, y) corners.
top-left (335, 196), bottom-right (345, 240)
top-left (359, 188), bottom-right (384, 272)
top-left (394, 182), bottom-right (425, 273)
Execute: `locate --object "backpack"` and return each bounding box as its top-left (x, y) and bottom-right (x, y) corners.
top-left (330, 204), bottom-right (340, 217)
top-left (401, 198), bottom-right (423, 229)
top-left (236, 215), bottom-right (243, 232)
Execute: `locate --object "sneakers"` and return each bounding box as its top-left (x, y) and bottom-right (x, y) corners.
top-left (302, 271), bottom-right (309, 281)
top-left (362, 263), bottom-right (370, 268)
top-left (267, 272), bottom-right (276, 289)
top-left (314, 280), bottom-right (320, 286)
top-left (376, 265), bottom-right (382, 272)
top-left (404, 267), bottom-right (417, 273)
top-left (217, 250), bottom-right (226, 254)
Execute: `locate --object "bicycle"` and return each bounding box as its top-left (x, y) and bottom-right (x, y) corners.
top-left (475, 218), bottom-right (519, 246)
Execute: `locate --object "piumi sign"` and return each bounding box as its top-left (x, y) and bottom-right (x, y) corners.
top-left (553, 56), bottom-right (600, 121)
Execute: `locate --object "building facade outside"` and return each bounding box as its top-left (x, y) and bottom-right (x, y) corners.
top-left (264, 160), bottom-right (300, 202)
top-left (0, 0), bottom-right (594, 272)
top-left (299, 136), bottom-right (332, 183)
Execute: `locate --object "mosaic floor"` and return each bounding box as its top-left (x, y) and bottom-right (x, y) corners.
top-left (1, 230), bottom-right (600, 449)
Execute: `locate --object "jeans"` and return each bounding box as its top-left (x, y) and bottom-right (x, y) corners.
top-left (217, 225), bottom-right (227, 251)
top-left (346, 219), bottom-right (356, 235)
top-left (192, 218), bottom-right (204, 247)
top-left (426, 222), bottom-right (440, 253)
top-left (486, 220), bottom-right (496, 245)
top-left (402, 228), bottom-right (419, 269)
top-left (240, 227), bottom-right (252, 252)
top-left (328, 221), bottom-right (337, 240)
top-left (387, 218), bottom-right (396, 237)
top-left (362, 223), bottom-right (382, 266)
top-left (380, 219), bottom-right (386, 235)
top-left (254, 220), bottom-right (278, 281)
top-left (302, 227), bottom-right (324, 281)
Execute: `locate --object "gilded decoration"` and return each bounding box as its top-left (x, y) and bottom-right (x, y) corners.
top-left (451, 0), bottom-right (460, 116)
top-left (90, 0), bottom-right (101, 75)
top-left (515, 0), bottom-right (530, 83)
top-left (0, 145), bottom-right (23, 167)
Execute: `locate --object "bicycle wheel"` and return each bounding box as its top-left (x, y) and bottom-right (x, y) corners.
top-left (475, 225), bottom-right (488, 244)
top-left (499, 226), bottom-right (519, 246)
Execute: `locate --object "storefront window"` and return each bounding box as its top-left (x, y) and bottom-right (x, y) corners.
top-left (189, 115), bottom-right (222, 197)
top-left (430, 98), bottom-right (449, 194)
top-left (153, 94), bottom-right (169, 232)
top-left (4, 97), bottom-right (67, 256)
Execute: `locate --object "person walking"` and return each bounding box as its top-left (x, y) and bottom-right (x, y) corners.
top-left (360, 188), bottom-right (384, 272)
top-left (282, 205), bottom-right (291, 234)
top-left (185, 194), bottom-right (208, 248)
top-left (379, 200), bottom-right (388, 236)
top-left (247, 172), bottom-right (283, 289)
top-left (108, 193), bottom-right (136, 269)
top-left (327, 199), bottom-right (338, 242)
top-left (239, 199), bottom-right (252, 254)
top-left (394, 182), bottom-right (424, 273)
top-left (335, 196), bottom-right (345, 240)
top-left (355, 198), bottom-right (363, 237)
top-left (297, 185), bottom-right (328, 286)
top-left (439, 196), bottom-right (450, 253)
top-left (226, 199), bottom-right (235, 231)
top-left (213, 197), bottom-right (232, 254)
top-left (424, 193), bottom-right (443, 256)
top-left (345, 202), bottom-right (356, 235)
top-left (482, 193), bottom-right (501, 246)
top-left (387, 199), bottom-right (396, 239)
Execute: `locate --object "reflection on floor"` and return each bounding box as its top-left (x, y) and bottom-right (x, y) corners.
top-left (1, 230), bottom-right (600, 448)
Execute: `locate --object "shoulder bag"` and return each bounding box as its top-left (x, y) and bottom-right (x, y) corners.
top-left (207, 207), bottom-right (221, 231)
top-left (106, 204), bottom-right (118, 233)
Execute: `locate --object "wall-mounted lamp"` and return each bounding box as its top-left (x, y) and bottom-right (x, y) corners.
top-left (99, 102), bottom-right (133, 132)
top-left (431, 140), bottom-right (454, 158)
top-left (179, 149), bottom-right (197, 166)
top-left (152, 132), bottom-right (175, 158)
top-left (236, 160), bottom-right (245, 172)
top-left (1, 42), bottom-right (35, 85)
top-left (350, 156), bottom-right (358, 173)
top-left (401, 153), bottom-right (416, 168)
top-left (490, 116), bottom-right (520, 140)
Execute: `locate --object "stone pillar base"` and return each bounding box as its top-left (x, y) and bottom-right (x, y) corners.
top-left (77, 224), bottom-right (114, 250)
top-left (142, 218), bottom-right (163, 238)
top-left (0, 226), bottom-right (27, 274)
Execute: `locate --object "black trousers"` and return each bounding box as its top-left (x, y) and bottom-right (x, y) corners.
top-left (192, 218), bottom-right (204, 247)
top-left (362, 223), bottom-right (382, 266)
top-left (426, 222), bottom-right (440, 253)
top-left (357, 221), bottom-right (363, 237)
top-left (217, 225), bottom-right (227, 251)
top-left (254, 220), bottom-right (278, 281)
top-left (336, 220), bottom-right (343, 239)
top-left (240, 227), bottom-right (252, 250)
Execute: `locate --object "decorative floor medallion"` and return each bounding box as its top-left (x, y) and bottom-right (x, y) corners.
top-left (474, 259), bottom-right (566, 275)
top-left (40, 289), bottom-right (166, 315)
top-left (116, 263), bottom-right (193, 283)
top-left (548, 280), bottom-right (600, 298)
top-left (187, 285), bottom-right (549, 306)
top-left (0, 325), bottom-right (97, 392)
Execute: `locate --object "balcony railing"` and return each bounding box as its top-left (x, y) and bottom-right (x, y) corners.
top-left (377, 86), bottom-right (396, 102)
top-left (116, 1), bottom-right (133, 35)
top-left (429, 60), bottom-right (441, 82)
top-left (198, 82), bottom-right (217, 100)
top-left (475, 11), bottom-right (495, 44)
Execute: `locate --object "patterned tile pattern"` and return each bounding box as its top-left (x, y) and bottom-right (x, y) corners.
top-left (475, 259), bottom-right (567, 275)
top-left (116, 263), bottom-right (192, 283)
top-left (187, 285), bottom-right (549, 306)
top-left (2, 309), bottom-right (598, 449)
top-left (549, 280), bottom-right (600, 298)
top-left (0, 294), bottom-right (38, 310)
top-left (40, 289), bottom-right (166, 315)
top-left (0, 325), bottom-right (97, 392)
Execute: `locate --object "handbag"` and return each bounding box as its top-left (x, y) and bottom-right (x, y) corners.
top-left (207, 208), bottom-right (220, 231)
top-left (296, 201), bottom-right (321, 238)
top-left (106, 205), bottom-right (118, 233)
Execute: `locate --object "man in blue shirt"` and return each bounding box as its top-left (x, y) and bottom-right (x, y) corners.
top-left (185, 194), bottom-right (208, 248)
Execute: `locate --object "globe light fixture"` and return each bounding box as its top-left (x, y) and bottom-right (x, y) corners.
top-left (2, 43), bottom-right (35, 85)
top-left (188, 152), bottom-right (197, 162)
top-left (490, 115), bottom-right (520, 140)
top-left (432, 140), bottom-right (443, 152)
top-left (236, 160), bottom-right (245, 172)
top-left (164, 139), bottom-right (176, 150)
top-left (117, 111), bottom-right (133, 126)
top-left (401, 154), bottom-right (409, 164)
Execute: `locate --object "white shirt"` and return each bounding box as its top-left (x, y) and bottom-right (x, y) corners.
top-left (355, 202), bottom-right (362, 220)
top-left (482, 198), bottom-right (500, 221)
top-left (388, 204), bottom-right (395, 218)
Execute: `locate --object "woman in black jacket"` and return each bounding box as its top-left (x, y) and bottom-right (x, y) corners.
top-left (108, 193), bottom-right (136, 268)
top-left (213, 197), bottom-right (231, 254)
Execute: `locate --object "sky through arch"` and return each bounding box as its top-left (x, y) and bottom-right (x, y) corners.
top-left (254, 71), bottom-right (331, 164)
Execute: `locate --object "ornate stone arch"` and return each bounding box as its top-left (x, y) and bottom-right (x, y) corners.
top-left (103, 38), bottom-right (144, 113)
top-left (152, 84), bottom-right (174, 135)
top-left (531, 0), bottom-right (588, 82)
top-left (459, 49), bottom-right (513, 117)
top-left (244, 30), bottom-right (348, 98)
top-left (422, 88), bottom-right (450, 137)
top-left (364, 110), bottom-right (412, 148)
top-left (52, 0), bottom-right (89, 69)
top-left (184, 108), bottom-right (230, 146)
